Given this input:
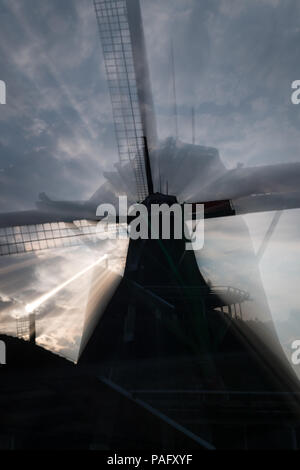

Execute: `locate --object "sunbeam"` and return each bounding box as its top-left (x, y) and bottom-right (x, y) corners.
top-left (25, 254), bottom-right (108, 314)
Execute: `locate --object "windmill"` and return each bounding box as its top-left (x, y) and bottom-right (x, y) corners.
top-left (1, 0), bottom-right (300, 448)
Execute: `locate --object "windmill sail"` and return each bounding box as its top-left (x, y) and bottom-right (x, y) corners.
top-left (93, 0), bottom-right (157, 201)
top-left (0, 218), bottom-right (125, 257)
top-left (0, 221), bottom-right (90, 256)
top-left (187, 161), bottom-right (300, 202)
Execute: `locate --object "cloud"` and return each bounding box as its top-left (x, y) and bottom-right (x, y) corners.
top-left (143, 0), bottom-right (300, 168)
top-left (0, 0), bottom-right (119, 211)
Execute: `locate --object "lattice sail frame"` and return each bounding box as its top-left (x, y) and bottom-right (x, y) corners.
top-left (0, 0), bottom-right (158, 258)
top-left (0, 220), bottom-right (127, 256)
top-left (93, 0), bottom-right (151, 201)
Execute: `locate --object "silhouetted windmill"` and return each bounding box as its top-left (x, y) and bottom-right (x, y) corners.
top-left (0, 0), bottom-right (299, 418)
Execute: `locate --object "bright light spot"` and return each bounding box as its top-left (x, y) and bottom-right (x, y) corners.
top-left (25, 254), bottom-right (108, 314)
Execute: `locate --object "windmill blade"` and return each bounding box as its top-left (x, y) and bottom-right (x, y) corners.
top-left (234, 191), bottom-right (300, 216)
top-left (0, 217), bottom-right (126, 257)
top-left (2, 191), bottom-right (298, 258)
top-left (188, 161), bottom-right (300, 203)
top-left (0, 207), bottom-right (100, 256)
top-left (0, 208), bottom-right (100, 229)
top-left (93, 0), bottom-right (157, 201)
top-left (188, 200), bottom-right (236, 219)
top-left (187, 191), bottom-right (300, 220)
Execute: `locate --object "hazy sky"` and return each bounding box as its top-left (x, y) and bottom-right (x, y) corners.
top-left (1, 0), bottom-right (300, 365)
top-left (1, 0), bottom-right (300, 210)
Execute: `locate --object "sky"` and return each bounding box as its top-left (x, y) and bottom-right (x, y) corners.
top-left (0, 0), bottom-right (300, 366)
top-left (1, 0), bottom-right (300, 210)
top-left (0, 239), bottom-right (128, 362)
